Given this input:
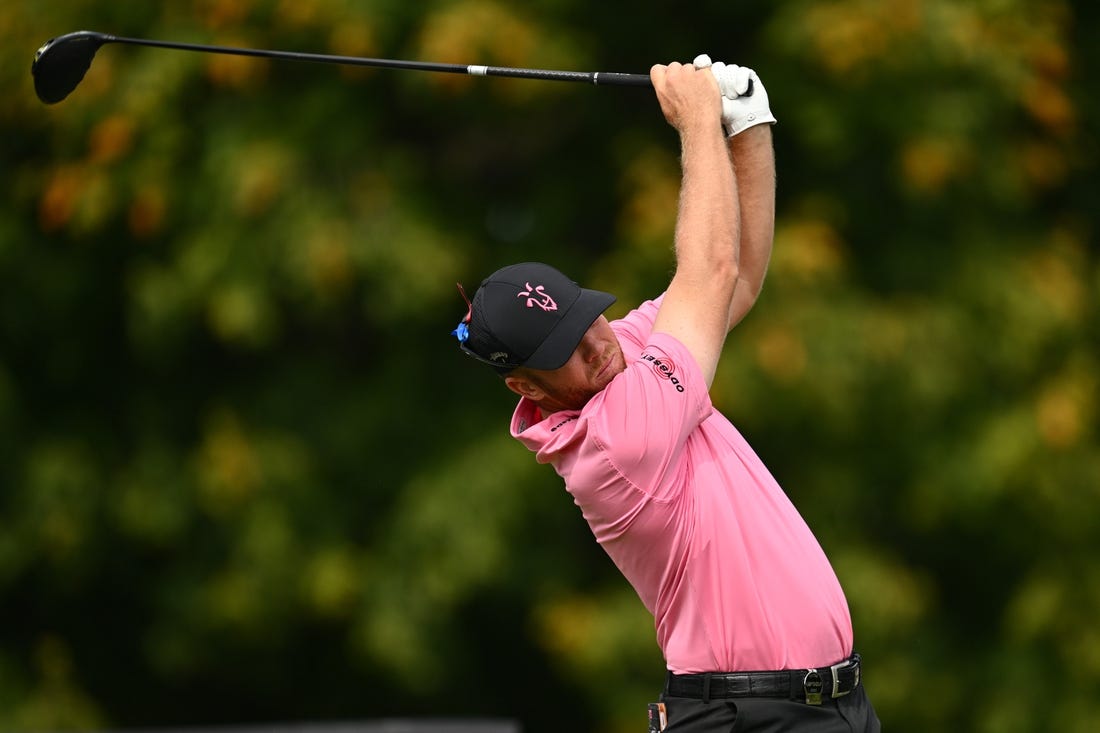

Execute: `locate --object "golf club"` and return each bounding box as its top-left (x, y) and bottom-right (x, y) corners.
top-left (32, 30), bottom-right (656, 105)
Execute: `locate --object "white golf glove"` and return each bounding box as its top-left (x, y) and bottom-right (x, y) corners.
top-left (693, 54), bottom-right (777, 137)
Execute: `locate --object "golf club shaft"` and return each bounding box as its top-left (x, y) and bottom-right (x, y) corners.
top-left (96, 33), bottom-right (653, 87)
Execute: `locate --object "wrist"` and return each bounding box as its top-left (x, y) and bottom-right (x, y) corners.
top-left (729, 120), bottom-right (771, 145)
top-left (680, 115), bottom-right (728, 146)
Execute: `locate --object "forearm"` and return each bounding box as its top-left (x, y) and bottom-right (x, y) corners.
top-left (675, 124), bottom-right (740, 284)
top-left (726, 123), bottom-right (775, 328)
top-left (654, 120), bottom-right (741, 386)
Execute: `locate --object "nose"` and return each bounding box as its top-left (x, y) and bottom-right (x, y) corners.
top-left (580, 326), bottom-right (604, 363)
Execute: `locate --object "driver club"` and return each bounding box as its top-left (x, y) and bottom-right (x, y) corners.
top-left (32, 30), bottom-right (656, 105)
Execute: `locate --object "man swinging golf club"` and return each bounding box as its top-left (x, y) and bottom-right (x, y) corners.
top-left (453, 56), bottom-right (881, 732)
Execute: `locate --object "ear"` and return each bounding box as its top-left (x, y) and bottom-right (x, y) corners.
top-left (504, 374), bottom-right (545, 401)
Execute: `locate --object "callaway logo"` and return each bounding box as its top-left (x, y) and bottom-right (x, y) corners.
top-left (517, 282), bottom-right (557, 312)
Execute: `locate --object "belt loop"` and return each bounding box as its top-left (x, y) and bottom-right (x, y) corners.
top-left (702, 673), bottom-right (712, 704)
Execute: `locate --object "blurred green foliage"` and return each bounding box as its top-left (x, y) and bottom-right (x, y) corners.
top-left (2, 1), bottom-right (1098, 732)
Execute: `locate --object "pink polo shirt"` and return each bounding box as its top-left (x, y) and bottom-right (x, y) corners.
top-left (511, 296), bottom-right (853, 674)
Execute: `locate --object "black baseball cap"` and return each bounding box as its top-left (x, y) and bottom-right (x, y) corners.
top-left (453, 262), bottom-right (616, 372)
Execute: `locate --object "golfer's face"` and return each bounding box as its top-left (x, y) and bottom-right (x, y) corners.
top-left (529, 316), bottom-right (625, 411)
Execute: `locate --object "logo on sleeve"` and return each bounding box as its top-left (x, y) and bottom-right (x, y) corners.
top-left (640, 351), bottom-right (686, 393)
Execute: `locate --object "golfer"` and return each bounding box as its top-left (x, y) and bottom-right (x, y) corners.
top-left (453, 56), bottom-right (880, 732)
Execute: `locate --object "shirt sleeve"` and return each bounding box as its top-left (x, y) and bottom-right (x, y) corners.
top-left (612, 294), bottom-right (665, 352)
top-left (580, 330), bottom-right (713, 504)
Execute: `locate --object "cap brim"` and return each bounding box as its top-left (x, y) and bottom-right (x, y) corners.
top-left (522, 287), bottom-right (616, 371)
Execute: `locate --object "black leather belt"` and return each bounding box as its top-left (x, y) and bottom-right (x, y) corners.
top-left (664, 653), bottom-right (862, 705)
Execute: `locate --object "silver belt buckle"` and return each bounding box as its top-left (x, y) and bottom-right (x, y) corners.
top-left (803, 669), bottom-right (824, 705)
top-left (830, 659), bottom-right (857, 699)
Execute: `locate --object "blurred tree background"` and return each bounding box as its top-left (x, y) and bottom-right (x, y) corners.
top-left (1, 1), bottom-right (1097, 731)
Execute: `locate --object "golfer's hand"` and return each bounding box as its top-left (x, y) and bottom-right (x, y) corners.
top-left (710, 61), bottom-right (777, 136)
top-left (650, 59), bottom-right (723, 137)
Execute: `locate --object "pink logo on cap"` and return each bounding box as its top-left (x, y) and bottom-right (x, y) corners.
top-left (518, 283), bottom-right (558, 312)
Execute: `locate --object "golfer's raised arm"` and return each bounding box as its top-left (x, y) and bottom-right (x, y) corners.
top-left (650, 60), bottom-right (741, 389)
top-left (712, 64), bottom-right (777, 329)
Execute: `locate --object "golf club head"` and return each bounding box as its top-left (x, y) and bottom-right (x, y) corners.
top-left (32, 31), bottom-right (110, 104)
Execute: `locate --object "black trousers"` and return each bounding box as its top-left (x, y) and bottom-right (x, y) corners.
top-left (658, 684), bottom-right (881, 732)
